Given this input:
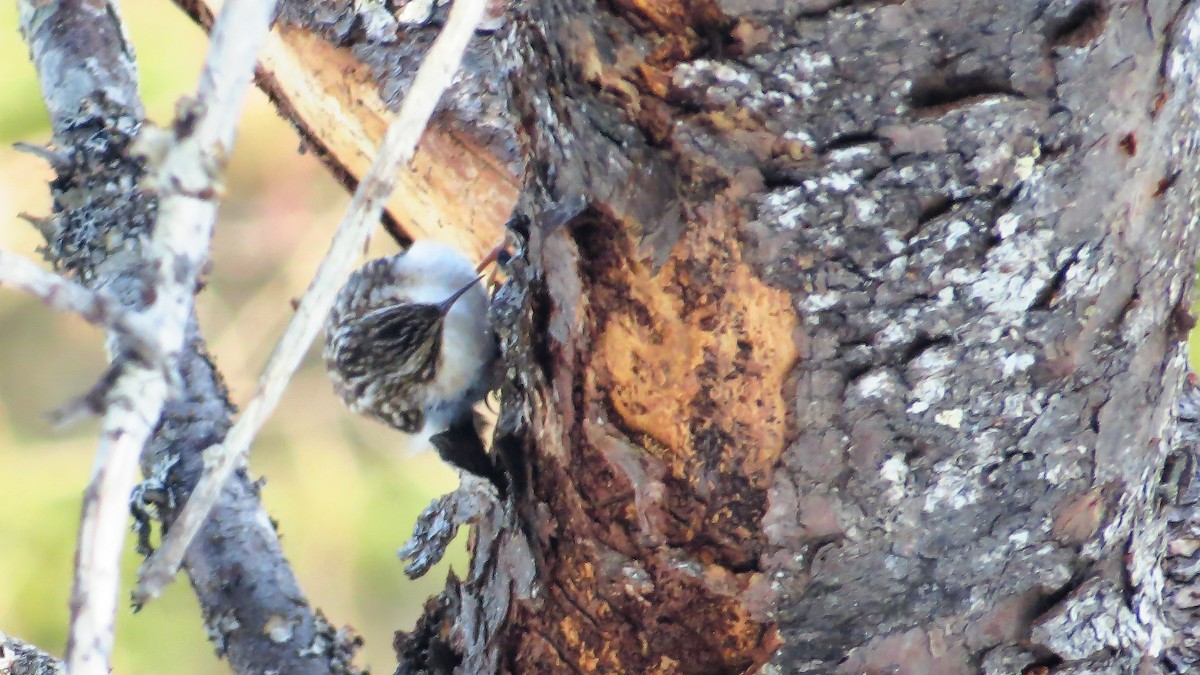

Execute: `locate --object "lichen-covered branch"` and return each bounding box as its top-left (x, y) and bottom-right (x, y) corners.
top-left (19, 0), bottom-right (165, 670)
top-left (25, 0), bottom-right (283, 665)
top-left (0, 631), bottom-right (63, 675)
top-left (18, 0), bottom-right (356, 672)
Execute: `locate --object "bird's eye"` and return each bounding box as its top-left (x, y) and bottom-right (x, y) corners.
top-left (375, 319), bottom-right (413, 343)
top-left (370, 305), bottom-right (443, 355)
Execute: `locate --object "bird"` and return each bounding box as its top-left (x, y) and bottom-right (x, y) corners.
top-left (323, 240), bottom-right (504, 488)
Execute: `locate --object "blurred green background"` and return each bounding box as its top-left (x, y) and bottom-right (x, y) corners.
top-left (0, 2), bottom-right (464, 673)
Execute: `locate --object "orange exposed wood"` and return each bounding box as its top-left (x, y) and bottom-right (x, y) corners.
top-left (595, 212), bottom-right (798, 475)
top-left (518, 195), bottom-right (795, 673)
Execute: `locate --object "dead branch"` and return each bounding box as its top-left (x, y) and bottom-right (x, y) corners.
top-left (0, 251), bottom-right (161, 367)
top-left (135, 0), bottom-right (492, 605)
top-left (48, 0), bottom-right (282, 664)
top-left (18, 0), bottom-right (355, 670)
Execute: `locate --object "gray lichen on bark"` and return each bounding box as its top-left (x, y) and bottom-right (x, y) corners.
top-left (381, 0), bottom-right (1200, 670)
top-left (18, 0), bottom-right (362, 672)
top-left (20, 0), bottom-right (151, 284)
top-left (710, 1), bottom-right (1200, 671)
top-left (428, 0), bottom-right (1200, 672)
top-left (0, 631), bottom-right (63, 675)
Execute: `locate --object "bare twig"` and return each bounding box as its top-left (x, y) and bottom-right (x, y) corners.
top-left (60, 0), bottom-right (280, 670)
top-left (15, 212), bottom-right (56, 243)
top-left (134, 0), bottom-right (491, 604)
top-left (65, 366), bottom-right (165, 675)
top-left (0, 250), bottom-right (162, 366)
top-left (12, 141), bottom-right (71, 169)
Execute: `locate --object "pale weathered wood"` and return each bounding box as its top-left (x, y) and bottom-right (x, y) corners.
top-left (174, 0), bottom-right (517, 260)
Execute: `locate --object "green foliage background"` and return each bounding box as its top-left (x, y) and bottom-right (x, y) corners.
top-left (0, 2), bottom-right (464, 672)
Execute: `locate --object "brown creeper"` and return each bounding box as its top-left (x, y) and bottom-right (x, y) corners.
top-left (323, 240), bottom-right (502, 485)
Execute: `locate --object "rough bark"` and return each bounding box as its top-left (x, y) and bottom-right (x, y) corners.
top-left (19, 0), bottom-right (360, 672)
top-left (1162, 377), bottom-right (1200, 671)
top-left (0, 632), bottom-right (63, 675)
top-left (487, 0), bottom-right (1200, 673)
top-left (152, 0), bottom-right (1200, 672)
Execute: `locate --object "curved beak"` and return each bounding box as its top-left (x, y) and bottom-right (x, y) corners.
top-left (437, 275), bottom-right (484, 312)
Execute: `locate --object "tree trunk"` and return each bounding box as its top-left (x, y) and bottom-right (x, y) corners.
top-left (395, 1), bottom-right (1200, 673)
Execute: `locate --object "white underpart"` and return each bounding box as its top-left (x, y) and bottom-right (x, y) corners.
top-left (391, 240), bottom-right (494, 450)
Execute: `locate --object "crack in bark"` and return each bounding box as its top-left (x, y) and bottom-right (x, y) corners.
top-left (1047, 0), bottom-right (1109, 49)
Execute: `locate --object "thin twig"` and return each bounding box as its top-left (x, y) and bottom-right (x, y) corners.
top-left (133, 0), bottom-right (491, 604)
top-left (62, 0), bottom-right (279, 670)
top-left (0, 250), bottom-right (162, 366)
top-left (12, 140), bottom-right (71, 169)
top-left (16, 212), bottom-right (56, 243)
top-left (65, 366), bottom-right (165, 675)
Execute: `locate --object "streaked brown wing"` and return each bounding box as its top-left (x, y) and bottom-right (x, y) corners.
top-left (339, 303), bottom-right (444, 382)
